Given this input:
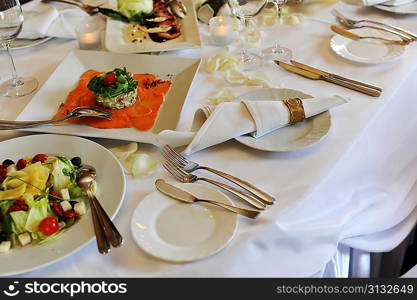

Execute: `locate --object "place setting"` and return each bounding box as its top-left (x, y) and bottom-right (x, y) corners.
top-left (329, 8), bottom-right (416, 64)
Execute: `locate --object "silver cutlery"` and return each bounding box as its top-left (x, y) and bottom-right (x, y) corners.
top-left (162, 160), bottom-right (266, 210)
top-left (275, 60), bottom-right (382, 97)
top-left (290, 60), bottom-right (382, 92)
top-left (0, 106), bottom-right (111, 130)
top-left (76, 165), bottom-right (123, 254)
top-left (331, 25), bottom-right (410, 45)
top-left (41, 0), bottom-right (100, 15)
top-left (333, 13), bottom-right (413, 43)
top-left (331, 9), bottom-right (417, 41)
top-left (161, 145), bottom-right (275, 205)
top-left (155, 179), bottom-right (260, 219)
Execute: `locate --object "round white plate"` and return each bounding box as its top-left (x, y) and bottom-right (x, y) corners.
top-left (234, 88), bottom-right (331, 152)
top-left (330, 28), bottom-right (406, 64)
top-left (375, 1), bottom-right (417, 14)
top-left (0, 134), bottom-right (126, 276)
top-left (2, 37), bottom-right (54, 51)
top-left (131, 183), bottom-right (238, 262)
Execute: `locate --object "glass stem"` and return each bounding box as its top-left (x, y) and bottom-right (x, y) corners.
top-left (4, 42), bottom-right (22, 87)
top-left (274, 2), bottom-right (283, 52)
top-left (241, 17), bottom-right (250, 62)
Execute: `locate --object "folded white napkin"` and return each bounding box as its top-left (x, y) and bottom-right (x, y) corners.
top-left (361, 0), bottom-right (414, 7)
top-left (156, 95), bottom-right (350, 154)
top-left (20, 1), bottom-right (88, 39)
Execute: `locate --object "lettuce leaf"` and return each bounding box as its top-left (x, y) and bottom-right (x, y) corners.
top-left (10, 210), bottom-right (28, 234)
top-left (25, 197), bottom-right (49, 233)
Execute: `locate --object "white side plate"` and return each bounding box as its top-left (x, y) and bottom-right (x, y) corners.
top-left (375, 1), bottom-right (417, 13)
top-left (0, 134), bottom-right (126, 276)
top-left (234, 88), bottom-right (331, 152)
top-left (330, 28), bottom-right (406, 64)
top-left (131, 183), bottom-right (238, 262)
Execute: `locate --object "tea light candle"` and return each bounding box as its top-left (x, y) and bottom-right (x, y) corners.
top-left (76, 20), bottom-right (101, 50)
top-left (209, 16), bottom-right (235, 46)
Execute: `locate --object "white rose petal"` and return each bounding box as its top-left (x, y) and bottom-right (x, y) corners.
top-left (125, 153), bottom-right (159, 178)
top-left (110, 142), bottom-right (138, 161)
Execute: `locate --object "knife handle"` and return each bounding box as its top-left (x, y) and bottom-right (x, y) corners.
top-left (324, 77), bottom-right (381, 97)
top-left (330, 74), bottom-right (382, 92)
top-left (200, 166), bottom-right (275, 205)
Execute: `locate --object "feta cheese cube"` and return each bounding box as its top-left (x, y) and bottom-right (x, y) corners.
top-left (60, 200), bottom-right (72, 212)
top-left (60, 188), bottom-right (70, 200)
top-left (0, 241), bottom-right (11, 253)
top-left (18, 233), bottom-right (31, 247)
top-left (74, 202), bottom-right (86, 216)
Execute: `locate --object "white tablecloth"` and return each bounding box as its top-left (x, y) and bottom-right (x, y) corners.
top-left (1, 1), bottom-right (417, 277)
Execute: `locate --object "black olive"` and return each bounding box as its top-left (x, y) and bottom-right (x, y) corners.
top-left (71, 157), bottom-right (82, 167)
top-left (2, 159), bottom-right (14, 167)
top-left (69, 201), bottom-right (78, 207)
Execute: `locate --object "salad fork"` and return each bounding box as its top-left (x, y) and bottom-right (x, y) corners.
top-left (0, 106), bottom-right (111, 130)
top-left (331, 9), bottom-right (417, 42)
top-left (163, 160), bottom-right (266, 210)
top-left (161, 145), bottom-right (275, 205)
top-left (41, 0), bottom-right (100, 15)
top-left (333, 13), bottom-right (413, 43)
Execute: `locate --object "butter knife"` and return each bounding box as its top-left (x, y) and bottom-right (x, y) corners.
top-left (331, 25), bottom-right (410, 45)
top-left (290, 60), bottom-right (382, 92)
top-left (275, 61), bottom-right (381, 97)
top-left (155, 179), bottom-right (260, 219)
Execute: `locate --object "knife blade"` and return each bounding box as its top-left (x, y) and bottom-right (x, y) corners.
top-left (155, 179), bottom-right (196, 203)
top-left (331, 25), bottom-right (409, 45)
top-left (275, 60), bottom-right (381, 97)
top-left (290, 60), bottom-right (383, 92)
top-left (155, 179), bottom-right (261, 218)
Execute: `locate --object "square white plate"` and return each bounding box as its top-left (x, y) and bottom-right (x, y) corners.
top-left (16, 50), bottom-right (201, 143)
top-left (105, 0), bottom-right (201, 53)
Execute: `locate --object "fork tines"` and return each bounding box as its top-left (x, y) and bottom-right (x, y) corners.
top-left (162, 159), bottom-right (189, 182)
top-left (161, 145), bottom-right (187, 167)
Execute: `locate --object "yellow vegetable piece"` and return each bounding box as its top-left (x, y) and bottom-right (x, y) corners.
top-left (20, 162), bottom-right (50, 197)
top-left (0, 183), bottom-right (27, 201)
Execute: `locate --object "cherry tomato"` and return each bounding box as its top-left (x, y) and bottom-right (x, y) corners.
top-left (63, 210), bottom-right (78, 219)
top-left (52, 202), bottom-right (63, 217)
top-left (39, 217), bottom-right (60, 235)
top-left (103, 73), bottom-right (117, 86)
top-left (32, 154), bottom-right (48, 163)
top-left (16, 159), bottom-right (27, 170)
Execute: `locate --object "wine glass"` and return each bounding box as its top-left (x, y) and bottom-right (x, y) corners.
top-left (261, 0), bottom-right (292, 61)
top-left (0, 0), bottom-right (38, 97)
top-left (227, 0), bottom-right (268, 71)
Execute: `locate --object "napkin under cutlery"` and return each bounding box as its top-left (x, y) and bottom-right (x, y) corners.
top-left (361, 0), bottom-right (415, 7)
top-left (156, 96), bottom-right (350, 154)
top-left (20, 1), bottom-right (88, 39)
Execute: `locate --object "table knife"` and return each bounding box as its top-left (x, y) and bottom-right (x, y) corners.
top-left (155, 179), bottom-right (260, 219)
top-left (290, 60), bottom-right (382, 92)
top-left (275, 61), bottom-right (381, 97)
top-left (331, 25), bottom-right (410, 45)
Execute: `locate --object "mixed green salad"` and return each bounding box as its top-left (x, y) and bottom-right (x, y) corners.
top-left (0, 154), bottom-right (91, 253)
top-left (87, 68), bottom-right (138, 109)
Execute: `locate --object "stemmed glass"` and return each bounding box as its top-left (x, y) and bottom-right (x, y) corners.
top-left (261, 0), bottom-right (292, 61)
top-left (227, 0), bottom-right (268, 71)
top-left (0, 0), bottom-right (38, 97)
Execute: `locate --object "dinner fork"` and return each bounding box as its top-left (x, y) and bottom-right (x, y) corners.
top-left (41, 0), bottom-right (100, 15)
top-left (163, 160), bottom-right (266, 210)
top-left (161, 145), bottom-right (275, 205)
top-left (331, 9), bottom-right (417, 41)
top-left (333, 13), bottom-right (413, 43)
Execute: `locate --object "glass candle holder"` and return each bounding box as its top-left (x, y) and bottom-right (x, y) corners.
top-left (209, 16), bottom-right (235, 46)
top-left (76, 19), bottom-right (101, 50)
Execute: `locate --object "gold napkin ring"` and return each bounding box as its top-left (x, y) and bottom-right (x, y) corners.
top-left (283, 98), bottom-right (305, 124)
